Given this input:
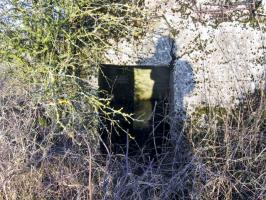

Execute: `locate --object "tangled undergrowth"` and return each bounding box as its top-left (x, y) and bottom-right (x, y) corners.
top-left (0, 67), bottom-right (265, 199)
top-left (0, 0), bottom-right (265, 199)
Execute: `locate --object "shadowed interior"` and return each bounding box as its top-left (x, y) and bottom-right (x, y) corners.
top-left (99, 65), bottom-right (170, 157)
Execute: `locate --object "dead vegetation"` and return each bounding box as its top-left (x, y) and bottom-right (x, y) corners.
top-left (0, 67), bottom-right (265, 199)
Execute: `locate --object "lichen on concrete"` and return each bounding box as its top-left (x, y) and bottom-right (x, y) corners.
top-left (104, 0), bottom-right (265, 117)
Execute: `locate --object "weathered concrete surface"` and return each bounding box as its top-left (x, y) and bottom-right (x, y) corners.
top-left (0, 64), bottom-right (8, 90)
top-left (105, 0), bottom-right (265, 115)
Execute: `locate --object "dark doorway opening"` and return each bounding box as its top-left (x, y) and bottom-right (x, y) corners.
top-left (98, 64), bottom-right (171, 158)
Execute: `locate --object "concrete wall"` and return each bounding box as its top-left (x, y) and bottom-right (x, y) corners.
top-left (104, 0), bottom-right (265, 116)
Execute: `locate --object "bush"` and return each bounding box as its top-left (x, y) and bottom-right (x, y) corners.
top-left (0, 0), bottom-right (144, 199)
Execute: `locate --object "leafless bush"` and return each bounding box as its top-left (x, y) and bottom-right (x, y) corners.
top-left (187, 88), bottom-right (266, 200)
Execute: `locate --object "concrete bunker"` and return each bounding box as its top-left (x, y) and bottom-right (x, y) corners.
top-left (99, 64), bottom-right (171, 157)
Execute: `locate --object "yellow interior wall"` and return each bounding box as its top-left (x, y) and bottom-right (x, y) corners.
top-left (134, 68), bottom-right (154, 101)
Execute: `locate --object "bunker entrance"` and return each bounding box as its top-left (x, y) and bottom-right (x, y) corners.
top-left (99, 64), bottom-right (171, 157)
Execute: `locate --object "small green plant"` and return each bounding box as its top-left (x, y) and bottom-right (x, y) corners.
top-left (0, 0), bottom-right (144, 127)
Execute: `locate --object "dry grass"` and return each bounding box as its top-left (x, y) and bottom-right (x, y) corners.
top-left (0, 67), bottom-right (265, 199)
